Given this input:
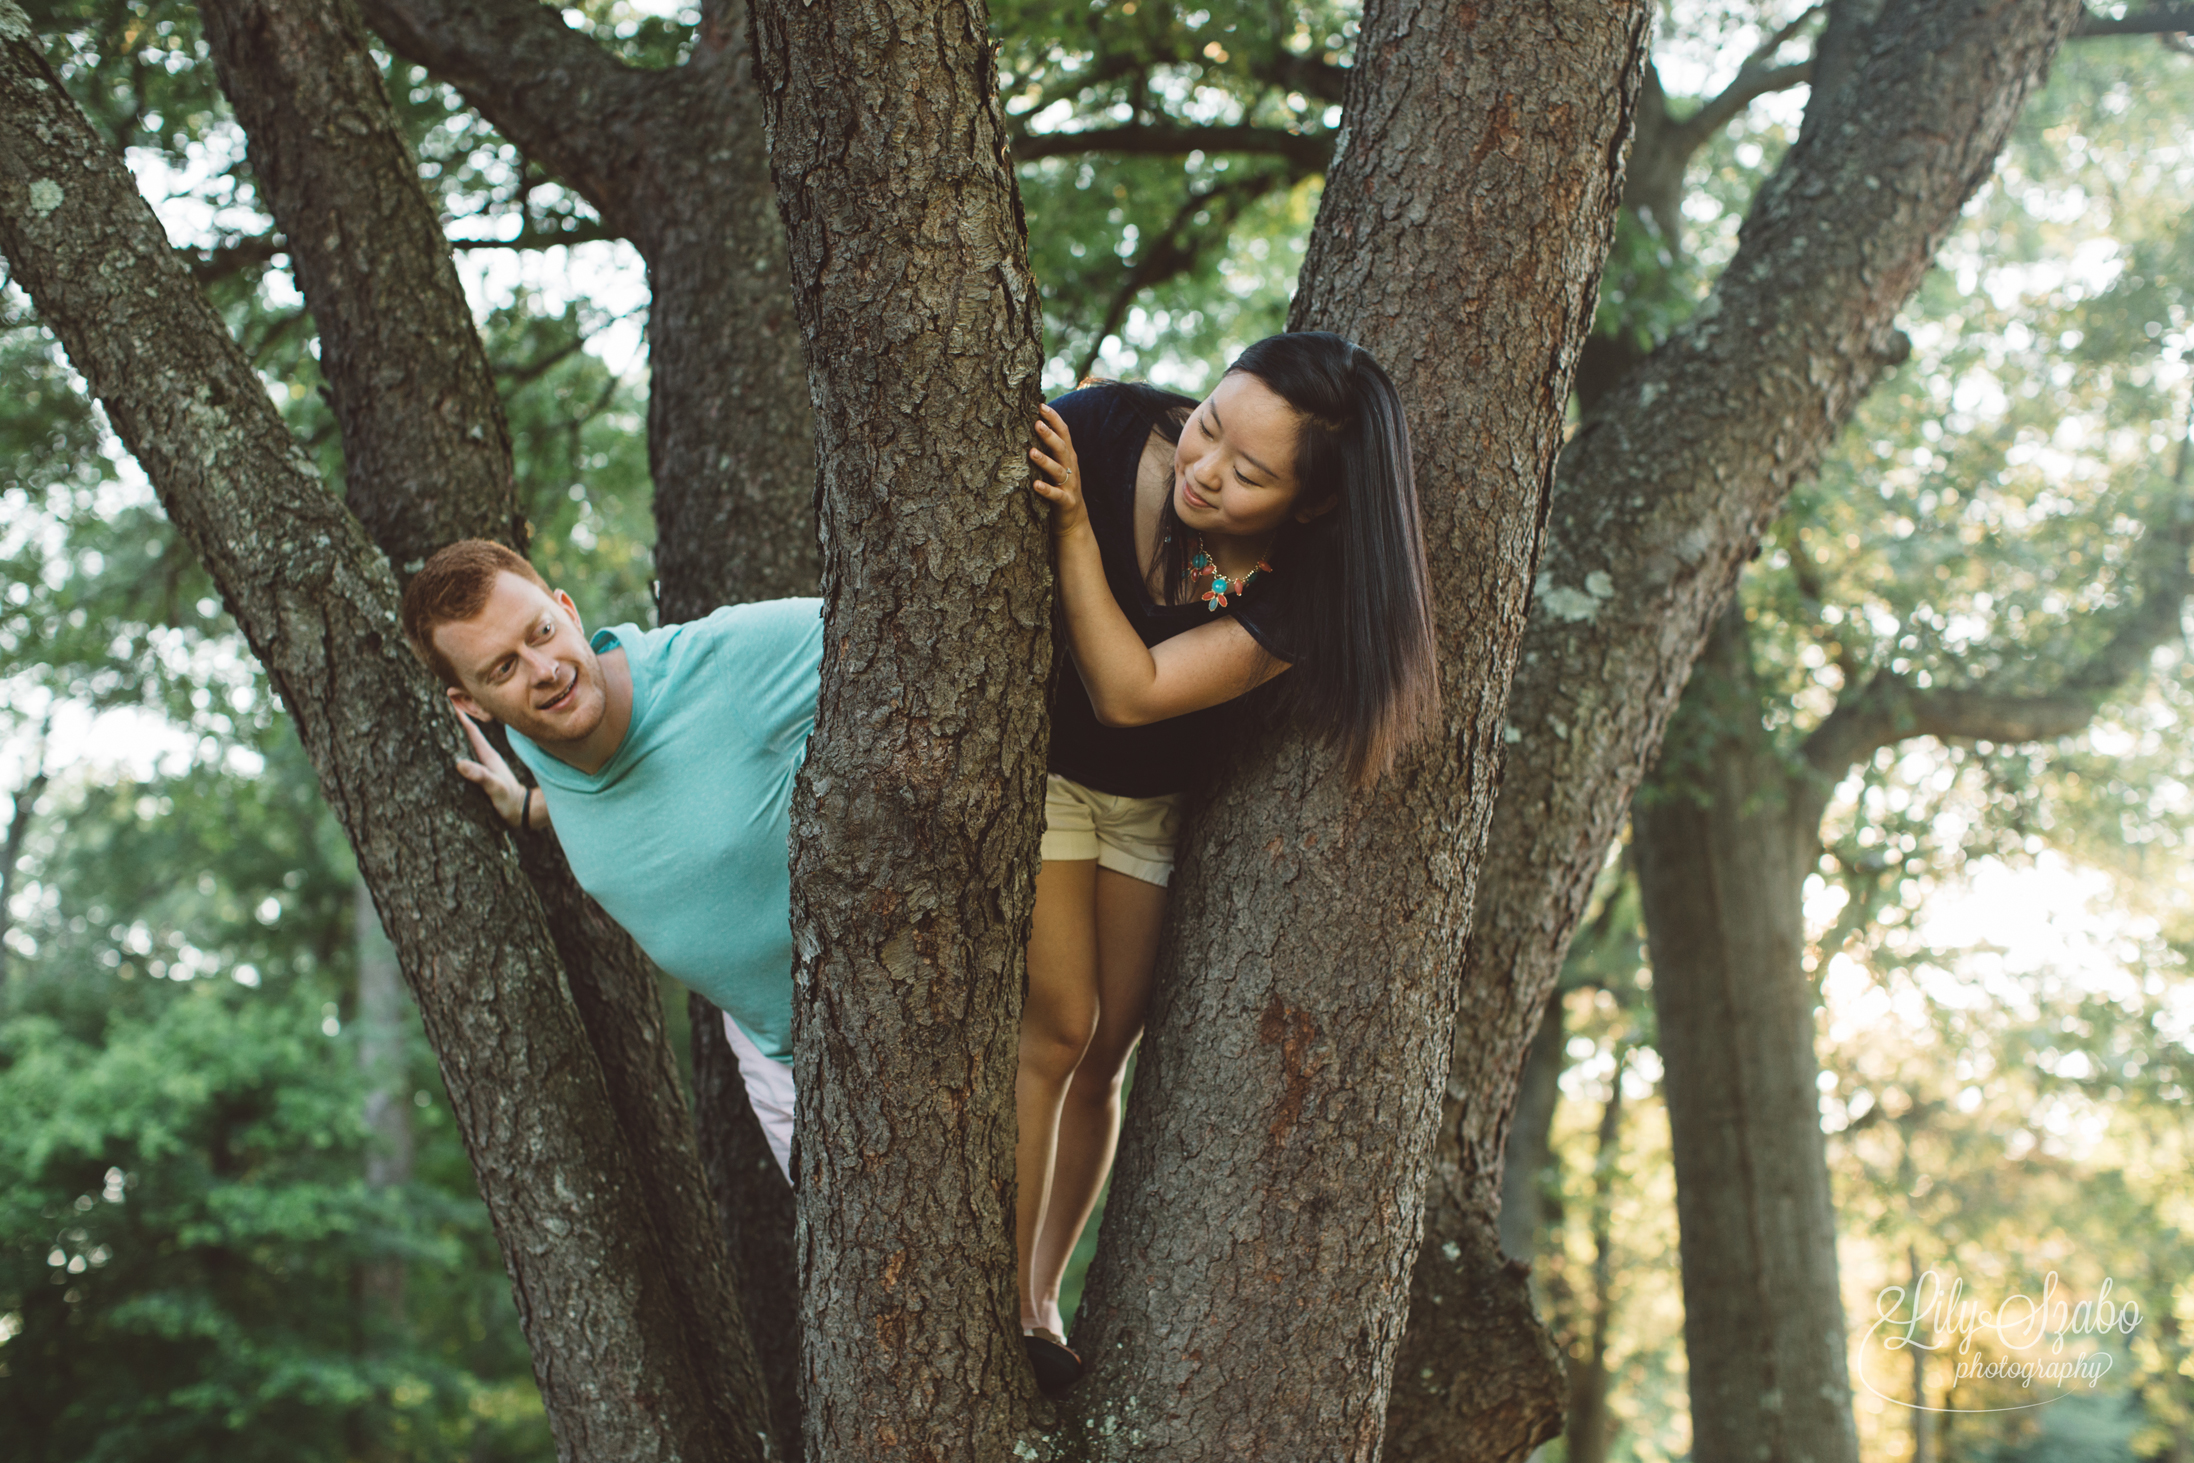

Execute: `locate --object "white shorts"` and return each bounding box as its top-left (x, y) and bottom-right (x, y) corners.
top-left (1038, 772), bottom-right (1183, 887)
top-left (722, 1011), bottom-right (796, 1184)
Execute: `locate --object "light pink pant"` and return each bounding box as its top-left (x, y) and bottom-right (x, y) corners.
top-left (722, 1012), bottom-right (795, 1184)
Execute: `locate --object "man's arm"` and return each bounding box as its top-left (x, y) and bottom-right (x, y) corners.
top-left (456, 709), bottom-right (552, 831)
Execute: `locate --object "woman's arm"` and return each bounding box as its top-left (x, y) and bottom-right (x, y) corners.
top-left (1031, 404), bottom-right (1287, 727)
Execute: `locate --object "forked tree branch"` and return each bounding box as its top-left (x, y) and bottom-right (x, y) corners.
top-left (1803, 448), bottom-right (2194, 778)
top-left (352, 0), bottom-right (667, 237)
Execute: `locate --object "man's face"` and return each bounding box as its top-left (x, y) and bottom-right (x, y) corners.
top-left (435, 572), bottom-right (610, 746)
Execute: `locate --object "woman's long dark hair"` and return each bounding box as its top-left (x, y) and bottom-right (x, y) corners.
top-left (1122, 331), bottom-right (1440, 785)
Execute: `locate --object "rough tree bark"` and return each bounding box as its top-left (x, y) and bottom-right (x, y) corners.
top-left (1633, 428), bottom-right (2193, 1463)
top-left (1386, 4), bottom-right (2086, 1457)
top-left (1062, 5), bottom-right (1649, 1460)
top-left (0, 10), bottom-right (775, 1460)
top-left (688, 988), bottom-right (802, 1455)
top-left (746, 1), bottom-right (1051, 1458)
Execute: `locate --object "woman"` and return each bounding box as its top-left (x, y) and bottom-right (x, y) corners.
top-left (1015, 330), bottom-right (1439, 1394)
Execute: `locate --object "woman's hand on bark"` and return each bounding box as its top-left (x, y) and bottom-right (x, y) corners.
top-left (1029, 405), bottom-right (1089, 538)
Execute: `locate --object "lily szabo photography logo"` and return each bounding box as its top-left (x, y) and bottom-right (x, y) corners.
top-left (1862, 1269), bottom-right (2142, 1412)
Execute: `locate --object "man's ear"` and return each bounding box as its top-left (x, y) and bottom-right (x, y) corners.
top-left (448, 684), bottom-right (491, 724)
top-left (1294, 492), bottom-right (1340, 524)
top-left (553, 588), bottom-right (585, 636)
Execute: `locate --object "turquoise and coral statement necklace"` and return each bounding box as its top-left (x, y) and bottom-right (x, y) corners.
top-left (1167, 526), bottom-right (1274, 611)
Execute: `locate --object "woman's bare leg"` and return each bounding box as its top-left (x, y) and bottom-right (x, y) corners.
top-left (1028, 866), bottom-right (1168, 1334)
top-left (1017, 857), bottom-right (1100, 1331)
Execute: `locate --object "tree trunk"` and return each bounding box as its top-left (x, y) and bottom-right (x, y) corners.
top-left (690, 990), bottom-right (804, 1458)
top-left (355, 879), bottom-right (412, 1328)
top-left (1065, 4), bottom-right (1648, 1459)
top-left (0, 16), bottom-right (776, 1460)
top-left (1498, 991), bottom-right (1565, 1264)
top-left (1565, 1055), bottom-right (1626, 1463)
top-left (1628, 413), bottom-right (2193, 1463)
top-left (0, 739), bottom-right (49, 990)
top-left (1631, 608), bottom-right (1858, 1463)
top-left (746, 1), bottom-right (1050, 1457)
top-left (1390, 5), bottom-right (2083, 1455)
top-left (1908, 1246), bottom-right (1931, 1463)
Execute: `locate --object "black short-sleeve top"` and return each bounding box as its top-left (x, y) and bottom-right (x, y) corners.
top-left (1045, 383), bottom-right (1297, 798)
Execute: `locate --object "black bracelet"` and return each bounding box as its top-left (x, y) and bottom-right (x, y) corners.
top-left (518, 786), bottom-right (532, 830)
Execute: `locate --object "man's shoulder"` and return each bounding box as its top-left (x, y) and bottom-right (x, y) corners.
top-left (682, 598), bottom-right (823, 658)
top-left (645, 598), bottom-right (823, 703)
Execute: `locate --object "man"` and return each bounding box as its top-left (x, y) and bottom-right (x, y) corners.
top-left (399, 538), bottom-right (820, 1181)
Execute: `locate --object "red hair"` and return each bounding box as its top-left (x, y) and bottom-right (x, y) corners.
top-left (400, 539), bottom-right (548, 686)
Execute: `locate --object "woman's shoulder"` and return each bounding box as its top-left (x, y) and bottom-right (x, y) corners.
top-left (1050, 380), bottom-right (1194, 446)
top-left (1228, 577), bottom-right (1305, 665)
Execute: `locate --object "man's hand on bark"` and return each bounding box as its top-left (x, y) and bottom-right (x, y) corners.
top-left (455, 709), bottom-right (549, 831)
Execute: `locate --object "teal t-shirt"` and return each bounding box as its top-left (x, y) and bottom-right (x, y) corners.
top-left (508, 598), bottom-right (823, 1066)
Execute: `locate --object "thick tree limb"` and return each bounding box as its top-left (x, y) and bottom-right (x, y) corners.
top-left (1799, 0), bottom-right (1887, 150)
top-left (1392, 1), bottom-right (2087, 1458)
top-left (0, 16), bottom-right (770, 1459)
top-left (687, 992), bottom-right (802, 1457)
top-left (348, 0), bottom-right (654, 232)
top-left (1070, 2), bottom-right (1653, 1459)
top-left (196, 0), bottom-right (804, 1443)
top-left (747, 0), bottom-right (1051, 1456)
top-left (1630, 606), bottom-right (1862, 1463)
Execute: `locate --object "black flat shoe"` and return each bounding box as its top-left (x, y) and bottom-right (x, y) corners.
top-left (1023, 1326), bottom-right (1084, 1398)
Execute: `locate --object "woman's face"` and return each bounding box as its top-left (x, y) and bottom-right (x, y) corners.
top-left (1172, 372), bottom-right (1315, 541)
